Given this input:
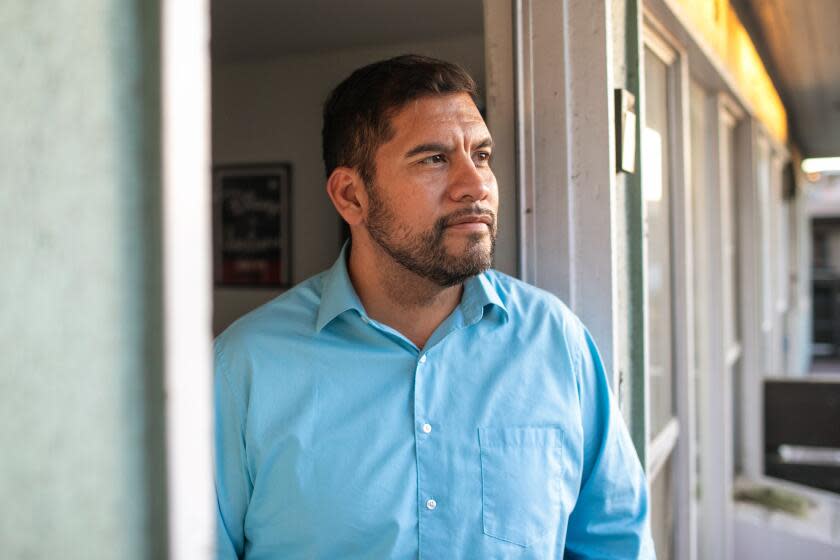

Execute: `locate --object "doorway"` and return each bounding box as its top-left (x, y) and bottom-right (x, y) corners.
top-left (210, 0), bottom-right (493, 334)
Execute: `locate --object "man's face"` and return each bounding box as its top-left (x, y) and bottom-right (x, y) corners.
top-left (363, 92), bottom-right (499, 287)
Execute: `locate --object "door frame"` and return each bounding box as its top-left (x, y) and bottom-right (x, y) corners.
top-left (161, 0), bottom-right (215, 557)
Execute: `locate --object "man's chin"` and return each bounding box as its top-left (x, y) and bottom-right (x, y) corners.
top-left (444, 228), bottom-right (491, 247)
top-left (442, 239), bottom-right (494, 270)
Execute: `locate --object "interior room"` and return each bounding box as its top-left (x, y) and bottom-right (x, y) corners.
top-left (210, 0), bottom-right (486, 334)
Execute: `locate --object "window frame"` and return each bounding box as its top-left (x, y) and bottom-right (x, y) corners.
top-left (692, 85), bottom-right (747, 560)
top-left (642, 13), bottom-right (696, 560)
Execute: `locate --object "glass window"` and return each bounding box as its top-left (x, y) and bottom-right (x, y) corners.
top-left (721, 117), bottom-right (740, 352)
top-left (757, 138), bottom-right (773, 329)
top-left (644, 46), bottom-right (675, 436)
top-left (721, 114), bottom-right (744, 475)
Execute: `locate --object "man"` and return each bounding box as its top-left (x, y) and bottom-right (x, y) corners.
top-left (215, 54), bottom-right (655, 559)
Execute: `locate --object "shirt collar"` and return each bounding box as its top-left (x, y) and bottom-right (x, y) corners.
top-left (315, 242), bottom-right (366, 332)
top-left (461, 269), bottom-right (509, 325)
top-left (315, 241), bottom-right (509, 332)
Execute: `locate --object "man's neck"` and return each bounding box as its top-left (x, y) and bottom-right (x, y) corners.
top-left (347, 239), bottom-right (463, 350)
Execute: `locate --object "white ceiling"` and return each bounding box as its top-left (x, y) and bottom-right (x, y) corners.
top-left (211, 0), bottom-right (483, 62)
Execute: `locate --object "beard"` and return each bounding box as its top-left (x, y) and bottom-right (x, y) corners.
top-left (364, 182), bottom-right (497, 287)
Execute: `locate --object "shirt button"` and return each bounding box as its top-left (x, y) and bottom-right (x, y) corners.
top-left (426, 499), bottom-right (437, 510)
top-left (422, 423), bottom-right (432, 434)
top-left (419, 354), bottom-right (427, 364)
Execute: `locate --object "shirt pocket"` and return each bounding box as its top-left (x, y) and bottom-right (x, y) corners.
top-left (478, 426), bottom-right (564, 548)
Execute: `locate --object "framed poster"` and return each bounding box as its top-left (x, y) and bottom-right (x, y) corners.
top-left (213, 163), bottom-right (292, 287)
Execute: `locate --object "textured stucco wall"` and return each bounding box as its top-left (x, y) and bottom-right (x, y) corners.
top-left (0, 2), bottom-right (167, 557)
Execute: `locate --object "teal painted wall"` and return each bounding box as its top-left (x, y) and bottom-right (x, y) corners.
top-left (0, 2), bottom-right (167, 557)
top-left (609, 0), bottom-right (648, 459)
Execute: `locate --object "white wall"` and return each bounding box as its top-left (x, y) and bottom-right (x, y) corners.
top-left (212, 34), bottom-right (486, 334)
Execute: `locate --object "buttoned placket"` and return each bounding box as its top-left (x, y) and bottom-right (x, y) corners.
top-left (412, 304), bottom-right (487, 558)
top-left (414, 349), bottom-right (439, 558)
top-left (359, 306), bottom-right (487, 558)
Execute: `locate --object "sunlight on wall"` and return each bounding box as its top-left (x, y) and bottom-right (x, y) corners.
top-left (672, 0), bottom-right (788, 143)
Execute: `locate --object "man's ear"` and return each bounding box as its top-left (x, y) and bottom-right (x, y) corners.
top-left (326, 167), bottom-right (367, 226)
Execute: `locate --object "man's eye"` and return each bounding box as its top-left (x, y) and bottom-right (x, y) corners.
top-left (421, 154), bottom-right (446, 165)
top-left (474, 151), bottom-right (492, 165)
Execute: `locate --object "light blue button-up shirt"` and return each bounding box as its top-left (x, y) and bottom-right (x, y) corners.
top-left (215, 246), bottom-right (655, 559)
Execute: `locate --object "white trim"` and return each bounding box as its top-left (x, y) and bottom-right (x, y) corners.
top-left (726, 343), bottom-right (743, 368)
top-left (643, 24), bottom-right (678, 66)
top-left (643, 14), bottom-right (696, 560)
top-left (719, 102), bottom-right (742, 362)
top-left (765, 374), bottom-right (840, 385)
top-left (162, 0), bottom-right (215, 557)
top-left (718, 92), bottom-right (746, 123)
top-left (649, 417), bottom-right (680, 480)
top-left (692, 85), bottom-right (734, 560)
top-left (513, 0), bottom-right (538, 283)
top-left (668, 28), bottom-right (697, 560)
top-left (737, 118), bottom-right (765, 480)
top-left (695, 92), bottom-right (744, 560)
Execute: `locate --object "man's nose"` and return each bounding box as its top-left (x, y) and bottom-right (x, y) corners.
top-left (448, 153), bottom-right (492, 202)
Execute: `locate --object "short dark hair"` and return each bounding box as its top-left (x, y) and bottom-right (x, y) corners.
top-left (321, 54), bottom-right (479, 186)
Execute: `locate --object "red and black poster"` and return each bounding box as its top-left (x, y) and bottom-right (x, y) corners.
top-left (213, 163), bottom-right (292, 287)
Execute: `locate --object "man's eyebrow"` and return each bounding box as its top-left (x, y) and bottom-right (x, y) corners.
top-left (475, 137), bottom-right (494, 150)
top-left (404, 137), bottom-right (495, 159)
top-left (404, 143), bottom-right (451, 159)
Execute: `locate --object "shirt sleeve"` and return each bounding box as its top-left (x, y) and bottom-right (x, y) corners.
top-left (563, 325), bottom-right (657, 559)
top-left (214, 341), bottom-right (251, 559)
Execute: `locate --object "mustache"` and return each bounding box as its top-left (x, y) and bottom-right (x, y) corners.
top-left (438, 206), bottom-right (497, 229)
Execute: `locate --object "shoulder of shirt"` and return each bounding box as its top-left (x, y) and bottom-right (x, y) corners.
top-left (482, 269), bottom-right (591, 365)
top-left (214, 270), bottom-right (327, 359)
top-left (483, 269), bottom-right (583, 324)
top-left (484, 270), bottom-right (594, 379)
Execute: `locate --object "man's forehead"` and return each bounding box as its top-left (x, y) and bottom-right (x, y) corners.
top-left (391, 93), bottom-right (486, 131)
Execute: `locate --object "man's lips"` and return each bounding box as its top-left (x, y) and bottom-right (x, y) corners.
top-left (446, 221), bottom-right (490, 232)
top-left (444, 215), bottom-right (494, 229)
